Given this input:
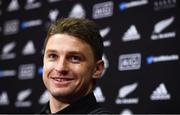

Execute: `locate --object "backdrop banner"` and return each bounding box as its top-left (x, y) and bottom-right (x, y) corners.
top-left (0, 0), bottom-right (179, 114)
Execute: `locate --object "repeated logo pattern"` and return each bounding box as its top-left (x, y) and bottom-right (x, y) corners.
top-left (0, 0), bottom-right (178, 114)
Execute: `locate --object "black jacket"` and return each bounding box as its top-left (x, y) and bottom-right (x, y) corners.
top-left (39, 93), bottom-right (111, 114)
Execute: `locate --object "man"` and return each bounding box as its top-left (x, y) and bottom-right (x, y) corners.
top-left (40, 18), bottom-right (111, 114)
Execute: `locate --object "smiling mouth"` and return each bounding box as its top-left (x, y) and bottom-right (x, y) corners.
top-left (51, 77), bottom-right (73, 82)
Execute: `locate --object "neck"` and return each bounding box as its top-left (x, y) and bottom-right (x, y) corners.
top-left (49, 85), bottom-right (93, 113)
top-left (49, 96), bottom-right (70, 113)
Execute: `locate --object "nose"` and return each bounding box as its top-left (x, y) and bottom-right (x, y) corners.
top-left (54, 57), bottom-right (68, 75)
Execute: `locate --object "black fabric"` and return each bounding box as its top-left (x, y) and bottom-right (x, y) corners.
top-left (39, 93), bottom-right (111, 114)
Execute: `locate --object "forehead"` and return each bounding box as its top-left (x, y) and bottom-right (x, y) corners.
top-left (45, 34), bottom-right (94, 55)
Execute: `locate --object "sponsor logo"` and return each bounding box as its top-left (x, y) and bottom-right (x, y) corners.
top-left (151, 16), bottom-right (176, 40)
top-left (100, 27), bottom-right (111, 47)
top-left (38, 66), bottom-right (43, 75)
top-left (0, 91), bottom-right (9, 106)
top-left (0, 70), bottom-right (16, 78)
top-left (93, 86), bottom-right (105, 103)
top-left (100, 27), bottom-right (110, 38)
top-left (21, 19), bottom-right (42, 29)
top-left (3, 20), bottom-right (19, 35)
top-left (122, 25), bottom-right (140, 42)
top-left (120, 109), bottom-right (133, 115)
top-left (45, 9), bottom-right (59, 31)
top-left (147, 54), bottom-right (179, 64)
top-left (150, 83), bottom-right (171, 100)
top-left (22, 40), bottom-right (36, 55)
top-left (38, 90), bottom-right (49, 104)
top-left (49, 9), bottom-right (59, 22)
top-left (119, 0), bottom-right (148, 11)
top-left (115, 83), bottom-right (139, 104)
top-left (68, 3), bottom-right (86, 18)
top-left (24, 0), bottom-right (41, 10)
top-left (15, 89), bottom-right (32, 107)
top-left (7, 0), bottom-right (20, 12)
top-left (118, 53), bottom-right (141, 71)
top-left (154, 0), bottom-right (176, 11)
top-left (0, 42), bottom-right (16, 60)
top-left (18, 64), bottom-right (35, 80)
top-left (93, 1), bottom-right (113, 19)
top-left (103, 40), bottom-right (111, 47)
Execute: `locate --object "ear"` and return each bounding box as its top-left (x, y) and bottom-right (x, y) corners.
top-left (92, 60), bottom-right (104, 79)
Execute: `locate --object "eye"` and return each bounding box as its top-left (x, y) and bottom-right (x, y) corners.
top-left (69, 55), bottom-right (81, 63)
top-left (47, 53), bottom-right (58, 61)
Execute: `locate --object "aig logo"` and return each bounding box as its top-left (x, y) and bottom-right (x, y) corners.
top-left (92, 1), bottom-right (113, 19)
top-left (118, 53), bottom-right (141, 71)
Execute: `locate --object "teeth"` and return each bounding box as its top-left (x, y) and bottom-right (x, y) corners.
top-left (52, 78), bottom-right (69, 82)
top-left (53, 78), bottom-right (62, 81)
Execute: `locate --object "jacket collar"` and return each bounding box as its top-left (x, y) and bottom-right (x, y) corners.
top-left (40, 93), bottom-right (99, 114)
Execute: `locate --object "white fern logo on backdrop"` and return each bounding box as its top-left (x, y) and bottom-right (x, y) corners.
top-left (93, 86), bottom-right (105, 103)
top-left (119, 82), bottom-right (138, 98)
top-left (100, 27), bottom-right (111, 47)
top-left (115, 82), bottom-right (139, 104)
top-left (153, 17), bottom-right (174, 34)
top-left (39, 90), bottom-right (49, 104)
top-left (0, 42), bottom-right (16, 60)
top-left (151, 16), bottom-right (176, 40)
top-left (15, 89), bottom-right (32, 107)
top-left (100, 27), bottom-right (110, 38)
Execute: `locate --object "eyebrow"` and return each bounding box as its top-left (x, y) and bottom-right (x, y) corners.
top-left (45, 49), bottom-right (57, 54)
top-left (45, 49), bottom-right (85, 56)
top-left (45, 49), bottom-right (87, 60)
top-left (68, 51), bottom-right (83, 54)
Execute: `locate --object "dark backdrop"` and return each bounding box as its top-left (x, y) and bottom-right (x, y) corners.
top-left (0, 0), bottom-right (179, 114)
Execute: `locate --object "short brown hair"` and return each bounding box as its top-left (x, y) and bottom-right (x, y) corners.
top-left (44, 18), bottom-right (104, 60)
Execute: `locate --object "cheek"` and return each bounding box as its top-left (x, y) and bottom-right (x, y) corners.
top-left (72, 64), bottom-right (94, 80)
top-left (43, 61), bottom-right (55, 77)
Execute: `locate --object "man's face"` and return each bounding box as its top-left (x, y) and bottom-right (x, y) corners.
top-left (43, 34), bottom-right (103, 101)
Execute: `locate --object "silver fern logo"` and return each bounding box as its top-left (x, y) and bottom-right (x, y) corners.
top-left (115, 83), bottom-right (139, 104)
top-left (93, 86), bottom-right (105, 103)
top-left (38, 90), bottom-right (49, 104)
top-left (151, 16), bottom-right (176, 40)
top-left (15, 89), bottom-right (32, 107)
top-left (100, 27), bottom-right (111, 47)
top-left (0, 42), bottom-right (16, 60)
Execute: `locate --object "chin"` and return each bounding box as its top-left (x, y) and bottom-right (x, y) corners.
top-left (50, 89), bottom-right (72, 98)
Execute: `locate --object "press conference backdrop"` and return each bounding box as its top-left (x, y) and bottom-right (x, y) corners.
top-left (0, 0), bottom-right (179, 114)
